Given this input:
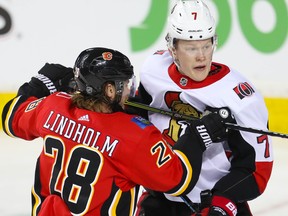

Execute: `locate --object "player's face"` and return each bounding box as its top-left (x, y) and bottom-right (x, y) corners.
top-left (173, 38), bottom-right (214, 82)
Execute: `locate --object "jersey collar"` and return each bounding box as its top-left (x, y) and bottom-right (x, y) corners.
top-left (168, 62), bottom-right (230, 89)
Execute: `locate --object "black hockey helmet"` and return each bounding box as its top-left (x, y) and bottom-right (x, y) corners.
top-left (74, 47), bottom-right (134, 96)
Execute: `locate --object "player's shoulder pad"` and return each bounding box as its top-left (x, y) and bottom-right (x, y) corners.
top-left (131, 116), bottom-right (152, 129)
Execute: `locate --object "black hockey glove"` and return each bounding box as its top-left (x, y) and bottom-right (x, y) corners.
top-left (189, 107), bottom-right (234, 150)
top-left (17, 63), bottom-right (74, 98)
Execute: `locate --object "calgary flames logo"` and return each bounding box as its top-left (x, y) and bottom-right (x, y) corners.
top-left (163, 91), bottom-right (200, 146)
top-left (102, 52), bottom-right (113, 60)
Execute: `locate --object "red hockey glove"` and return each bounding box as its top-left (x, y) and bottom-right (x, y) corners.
top-left (208, 195), bottom-right (237, 216)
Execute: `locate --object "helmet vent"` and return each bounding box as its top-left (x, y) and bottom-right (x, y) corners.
top-left (89, 59), bottom-right (98, 73)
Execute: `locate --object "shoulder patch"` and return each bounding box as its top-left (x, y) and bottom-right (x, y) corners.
top-left (25, 97), bottom-right (45, 112)
top-left (131, 116), bottom-right (152, 129)
top-left (233, 82), bottom-right (255, 99)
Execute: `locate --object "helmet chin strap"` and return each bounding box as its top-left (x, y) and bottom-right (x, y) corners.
top-left (168, 48), bottom-right (181, 69)
top-left (173, 57), bottom-right (181, 70)
top-left (111, 80), bottom-right (125, 110)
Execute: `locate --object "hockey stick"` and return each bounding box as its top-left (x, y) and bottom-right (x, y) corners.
top-left (180, 195), bottom-right (197, 213)
top-left (125, 100), bottom-right (288, 139)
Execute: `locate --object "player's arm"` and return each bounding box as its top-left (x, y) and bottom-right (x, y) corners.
top-left (2, 94), bottom-right (45, 139)
top-left (197, 129), bottom-right (270, 216)
top-left (213, 108), bottom-right (272, 197)
top-left (2, 63), bottom-right (73, 138)
top-left (167, 108), bottom-right (235, 195)
top-left (125, 109), bottom-right (234, 196)
top-left (203, 104), bottom-right (273, 216)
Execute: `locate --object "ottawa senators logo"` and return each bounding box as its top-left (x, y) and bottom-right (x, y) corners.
top-left (163, 91), bottom-right (201, 145)
top-left (102, 52), bottom-right (113, 60)
top-left (233, 82), bottom-right (255, 99)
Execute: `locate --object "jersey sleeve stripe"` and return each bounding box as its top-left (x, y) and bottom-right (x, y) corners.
top-left (129, 187), bottom-right (136, 216)
top-left (31, 186), bottom-right (41, 216)
top-left (167, 150), bottom-right (193, 196)
top-left (3, 96), bottom-right (22, 138)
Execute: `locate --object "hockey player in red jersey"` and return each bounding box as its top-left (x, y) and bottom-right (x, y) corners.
top-left (132, 0), bottom-right (274, 215)
top-left (2, 47), bottom-right (234, 215)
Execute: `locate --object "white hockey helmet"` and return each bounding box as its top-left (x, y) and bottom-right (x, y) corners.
top-left (167, 0), bottom-right (216, 48)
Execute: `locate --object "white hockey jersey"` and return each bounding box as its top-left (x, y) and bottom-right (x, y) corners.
top-left (139, 50), bottom-right (273, 203)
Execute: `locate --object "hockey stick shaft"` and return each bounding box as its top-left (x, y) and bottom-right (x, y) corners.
top-left (125, 100), bottom-right (198, 121)
top-left (125, 101), bottom-right (288, 139)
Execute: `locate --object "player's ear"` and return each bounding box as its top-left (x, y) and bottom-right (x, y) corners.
top-left (105, 83), bottom-right (116, 100)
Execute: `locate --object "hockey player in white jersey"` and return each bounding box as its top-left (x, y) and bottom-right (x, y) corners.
top-left (133, 0), bottom-right (273, 215)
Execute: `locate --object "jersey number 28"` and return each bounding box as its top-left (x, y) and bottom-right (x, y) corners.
top-left (44, 136), bottom-right (103, 215)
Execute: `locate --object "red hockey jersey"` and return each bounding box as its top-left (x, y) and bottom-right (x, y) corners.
top-left (3, 92), bottom-right (199, 215)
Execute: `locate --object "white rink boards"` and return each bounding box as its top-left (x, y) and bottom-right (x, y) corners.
top-left (0, 131), bottom-right (287, 216)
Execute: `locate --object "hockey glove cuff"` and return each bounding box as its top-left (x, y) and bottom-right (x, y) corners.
top-left (189, 119), bottom-right (215, 151)
top-left (208, 195), bottom-right (237, 216)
